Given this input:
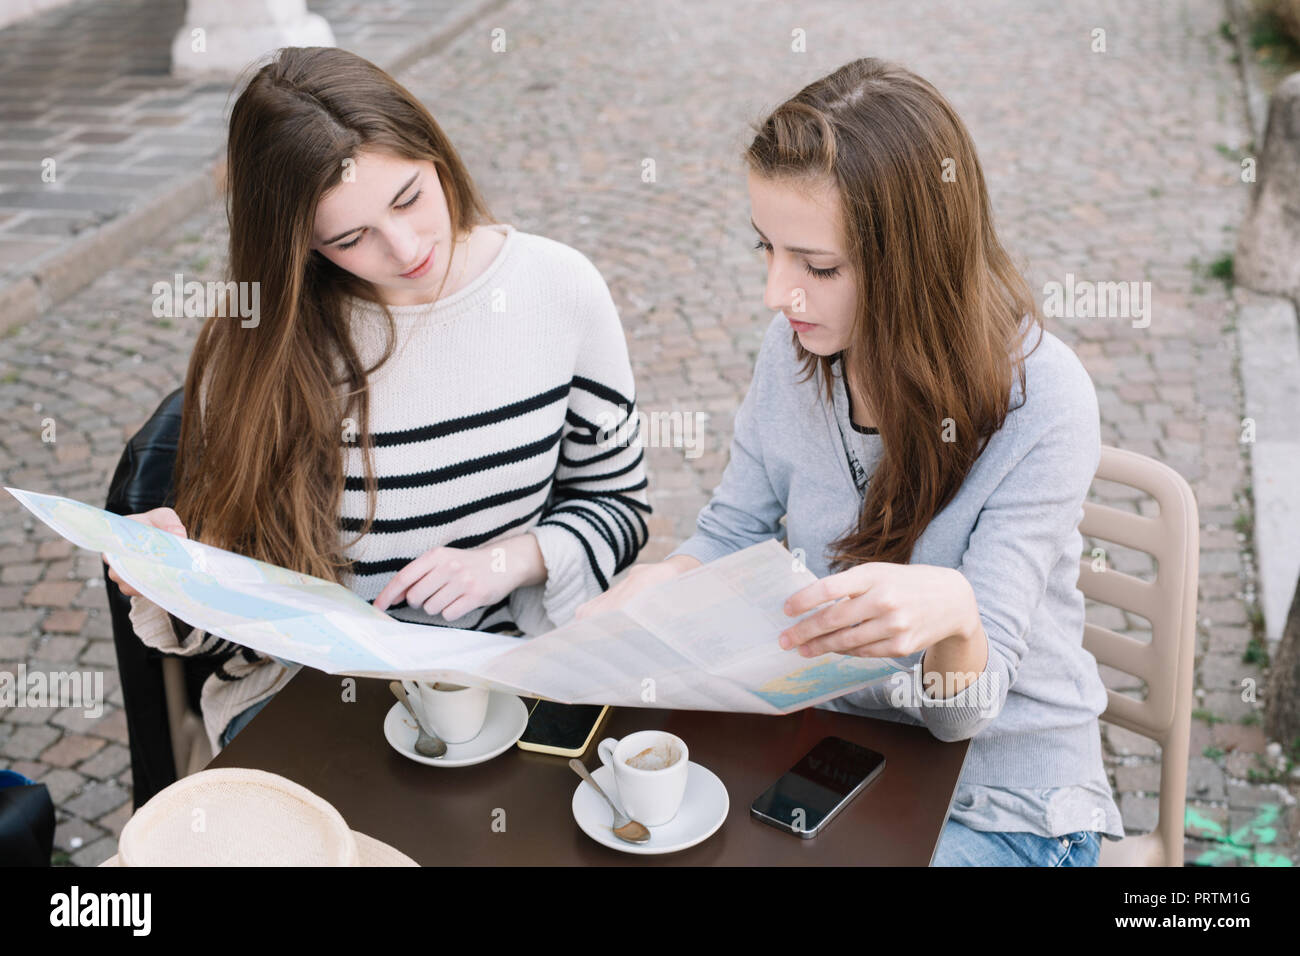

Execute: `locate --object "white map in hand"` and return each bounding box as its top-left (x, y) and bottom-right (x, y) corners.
top-left (9, 487), bottom-right (908, 713)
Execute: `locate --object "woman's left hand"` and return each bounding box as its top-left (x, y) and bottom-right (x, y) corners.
top-left (779, 563), bottom-right (979, 659)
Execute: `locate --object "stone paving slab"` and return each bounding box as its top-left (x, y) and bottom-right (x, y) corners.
top-left (0, 0), bottom-right (506, 326)
top-left (1, 0), bottom-right (1296, 868)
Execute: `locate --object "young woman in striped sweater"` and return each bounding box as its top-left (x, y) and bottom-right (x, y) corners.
top-left (103, 47), bottom-right (650, 757)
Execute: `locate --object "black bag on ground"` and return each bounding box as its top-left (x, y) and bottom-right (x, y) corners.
top-left (0, 771), bottom-right (55, 866)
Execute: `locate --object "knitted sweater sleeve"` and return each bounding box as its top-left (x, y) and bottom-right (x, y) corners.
top-left (527, 255), bottom-right (651, 628)
top-left (128, 594), bottom-right (241, 659)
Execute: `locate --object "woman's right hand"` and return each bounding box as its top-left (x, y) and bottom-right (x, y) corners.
top-left (574, 554), bottom-right (701, 620)
top-left (102, 507), bottom-right (188, 598)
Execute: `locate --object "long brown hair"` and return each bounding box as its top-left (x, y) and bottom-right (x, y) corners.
top-left (746, 57), bottom-right (1042, 569)
top-left (174, 47), bottom-right (493, 580)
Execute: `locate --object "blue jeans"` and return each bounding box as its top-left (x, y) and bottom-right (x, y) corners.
top-left (932, 818), bottom-right (1100, 866)
top-left (219, 694), bottom-right (274, 748)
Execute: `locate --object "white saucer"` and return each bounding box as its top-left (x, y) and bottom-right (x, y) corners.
top-left (572, 761), bottom-right (729, 855)
top-left (383, 692), bottom-right (529, 768)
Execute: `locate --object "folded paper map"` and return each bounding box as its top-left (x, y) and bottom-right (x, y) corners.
top-left (8, 487), bottom-right (908, 714)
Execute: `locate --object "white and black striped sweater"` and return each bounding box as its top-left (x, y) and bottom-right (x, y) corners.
top-left (334, 223), bottom-right (651, 634)
top-left (129, 224), bottom-right (651, 746)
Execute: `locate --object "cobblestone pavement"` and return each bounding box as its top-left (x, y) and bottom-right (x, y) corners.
top-left (1, 0), bottom-right (1294, 866)
top-left (0, 0), bottom-right (484, 287)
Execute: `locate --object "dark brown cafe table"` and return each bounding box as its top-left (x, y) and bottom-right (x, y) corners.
top-left (210, 666), bottom-right (970, 865)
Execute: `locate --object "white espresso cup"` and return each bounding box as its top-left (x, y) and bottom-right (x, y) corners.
top-left (597, 731), bottom-right (689, 827)
top-left (401, 679), bottom-right (489, 744)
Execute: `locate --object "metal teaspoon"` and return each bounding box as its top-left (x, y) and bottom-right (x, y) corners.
top-left (568, 758), bottom-right (650, 844)
top-left (389, 681), bottom-right (448, 758)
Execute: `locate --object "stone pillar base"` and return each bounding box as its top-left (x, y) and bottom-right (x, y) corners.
top-left (170, 0), bottom-right (335, 79)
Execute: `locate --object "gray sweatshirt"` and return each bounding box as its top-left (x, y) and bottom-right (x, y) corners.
top-left (671, 312), bottom-right (1124, 843)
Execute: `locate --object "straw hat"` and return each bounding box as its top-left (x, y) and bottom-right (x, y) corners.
top-left (99, 768), bottom-right (417, 866)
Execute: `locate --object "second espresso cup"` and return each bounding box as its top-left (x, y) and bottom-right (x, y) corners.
top-left (597, 731), bottom-right (689, 827)
top-left (401, 679), bottom-right (489, 744)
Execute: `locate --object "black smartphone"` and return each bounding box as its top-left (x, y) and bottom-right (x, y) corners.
top-left (750, 736), bottom-right (885, 838)
top-left (515, 700), bottom-right (609, 757)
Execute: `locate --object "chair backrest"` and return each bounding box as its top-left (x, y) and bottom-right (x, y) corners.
top-left (105, 387), bottom-right (216, 804)
top-left (1077, 445), bottom-right (1199, 867)
top-left (106, 387), bottom-right (184, 516)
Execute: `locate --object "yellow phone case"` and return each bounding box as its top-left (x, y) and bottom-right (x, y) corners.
top-left (514, 700), bottom-right (611, 757)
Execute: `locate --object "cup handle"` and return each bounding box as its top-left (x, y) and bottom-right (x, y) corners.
top-left (400, 680), bottom-right (424, 720)
top-left (596, 737), bottom-right (619, 768)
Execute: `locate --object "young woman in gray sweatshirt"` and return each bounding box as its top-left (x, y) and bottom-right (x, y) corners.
top-left (578, 57), bottom-right (1124, 866)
